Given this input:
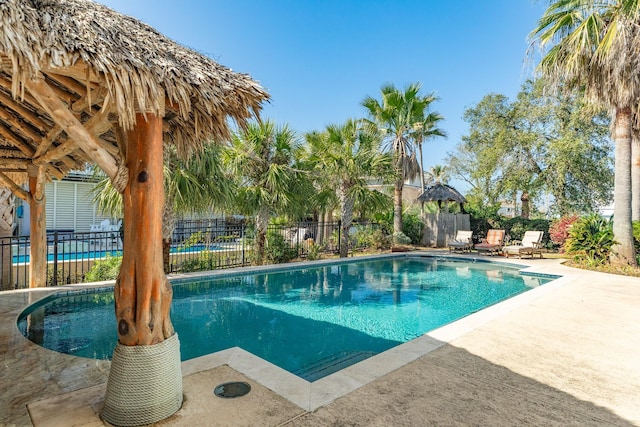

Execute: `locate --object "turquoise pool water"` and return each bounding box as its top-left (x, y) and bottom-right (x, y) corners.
top-left (17, 256), bottom-right (554, 381)
top-left (13, 243), bottom-right (222, 263)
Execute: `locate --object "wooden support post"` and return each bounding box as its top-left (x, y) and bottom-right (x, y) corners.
top-left (115, 113), bottom-right (174, 346)
top-left (27, 164), bottom-right (47, 288)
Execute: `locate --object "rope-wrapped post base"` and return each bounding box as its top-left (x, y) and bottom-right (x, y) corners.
top-left (102, 334), bottom-right (183, 426)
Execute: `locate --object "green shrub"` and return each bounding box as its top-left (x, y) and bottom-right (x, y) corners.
top-left (306, 242), bottom-right (321, 261)
top-left (401, 212), bottom-right (424, 244)
top-left (84, 254), bottom-right (122, 282)
top-left (370, 229), bottom-right (391, 250)
top-left (393, 231), bottom-right (412, 245)
top-left (565, 215), bottom-right (615, 265)
top-left (265, 231), bottom-right (298, 264)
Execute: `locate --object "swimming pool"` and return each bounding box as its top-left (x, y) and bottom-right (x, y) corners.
top-left (17, 256), bottom-right (555, 381)
top-left (12, 243), bottom-right (223, 263)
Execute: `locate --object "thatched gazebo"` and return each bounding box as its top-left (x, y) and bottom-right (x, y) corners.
top-left (417, 182), bottom-right (467, 212)
top-left (417, 183), bottom-right (470, 248)
top-left (0, 0), bottom-right (269, 424)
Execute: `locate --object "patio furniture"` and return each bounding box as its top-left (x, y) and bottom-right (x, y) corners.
top-left (447, 230), bottom-right (473, 253)
top-left (502, 231), bottom-right (544, 258)
top-left (474, 229), bottom-right (505, 255)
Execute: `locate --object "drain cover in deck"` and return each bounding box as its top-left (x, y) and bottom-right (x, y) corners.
top-left (214, 381), bottom-right (251, 398)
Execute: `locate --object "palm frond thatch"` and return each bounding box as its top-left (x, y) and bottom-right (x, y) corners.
top-left (417, 183), bottom-right (467, 204)
top-left (0, 0), bottom-right (270, 182)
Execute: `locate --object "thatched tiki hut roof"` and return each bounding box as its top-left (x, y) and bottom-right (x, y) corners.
top-left (417, 183), bottom-right (467, 211)
top-left (0, 0), bottom-right (270, 423)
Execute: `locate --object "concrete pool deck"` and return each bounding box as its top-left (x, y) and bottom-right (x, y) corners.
top-left (1, 252), bottom-right (639, 426)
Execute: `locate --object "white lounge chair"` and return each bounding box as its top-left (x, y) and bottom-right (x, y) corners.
top-left (447, 230), bottom-right (473, 253)
top-left (503, 231), bottom-right (544, 258)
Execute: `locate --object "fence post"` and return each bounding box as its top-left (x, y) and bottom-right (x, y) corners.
top-left (241, 224), bottom-right (245, 266)
top-left (52, 231), bottom-right (58, 286)
top-left (337, 220), bottom-right (341, 254)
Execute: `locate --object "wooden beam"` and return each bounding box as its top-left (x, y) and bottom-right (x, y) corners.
top-left (0, 77), bottom-right (43, 114)
top-left (0, 159), bottom-right (31, 169)
top-left (115, 113), bottom-right (172, 345)
top-left (27, 164), bottom-right (46, 288)
top-left (33, 95), bottom-right (114, 165)
top-left (0, 170), bottom-right (30, 202)
top-left (44, 71), bottom-right (89, 96)
top-left (34, 124), bottom-right (63, 157)
top-left (71, 87), bottom-right (107, 114)
top-left (24, 75), bottom-right (119, 180)
top-left (0, 89), bottom-right (49, 131)
top-left (0, 122), bottom-right (35, 156)
top-left (0, 107), bottom-right (42, 142)
top-left (42, 63), bottom-right (103, 87)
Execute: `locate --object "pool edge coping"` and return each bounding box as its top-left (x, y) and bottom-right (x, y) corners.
top-left (20, 252), bottom-right (570, 415)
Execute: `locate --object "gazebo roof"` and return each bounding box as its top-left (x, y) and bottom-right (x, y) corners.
top-left (417, 183), bottom-right (467, 204)
top-left (0, 0), bottom-right (269, 187)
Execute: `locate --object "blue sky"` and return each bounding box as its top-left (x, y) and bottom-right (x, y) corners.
top-left (99, 0), bottom-right (546, 187)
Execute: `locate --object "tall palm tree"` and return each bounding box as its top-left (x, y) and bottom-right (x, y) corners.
top-left (530, 0), bottom-right (639, 266)
top-left (92, 142), bottom-right (233, 272)
top-left (224, 120), bottom-right (307, 265)
top-left (425, 165), bottom-right (450, 186)
top-left (306, 120), bottom-right (393, 257)
top-left (362, 83), bottom-right (431, 236)
top-left (412, 96), bottom-right (447, 208)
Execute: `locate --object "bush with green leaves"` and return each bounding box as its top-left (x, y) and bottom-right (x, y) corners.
top-left (306, 242), bottom-right (321, 261)
top-left (392, 231), bottom-right (412, 245)
top-left (265, 231), bottom-right (298, 264)
top-left (401, 212), bottom-right (424, 244)
top-left (370, 229), bottom-right (391, 249)
top-left (84, 254), bottom-right (122, 282)
top-left (565, 215), bottom-right (615, 265)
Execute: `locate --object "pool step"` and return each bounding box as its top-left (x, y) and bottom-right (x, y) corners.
top-left (294, 350), bottom-right (377, 382)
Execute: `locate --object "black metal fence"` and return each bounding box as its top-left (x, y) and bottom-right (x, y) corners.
top-left (0, 219), bottom-right (385, 290)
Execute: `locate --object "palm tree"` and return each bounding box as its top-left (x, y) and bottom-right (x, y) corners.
top-left (425, 165), bottom-right (450, 186)
top-left (92, 142), bottom-right (233, 272)
top-left (306, 120), bottom-right (393, 257)
top-left (530, 0), bottom-right (639, 266)
top-left (223, 120), bottom-right (307, 265)
top-left (362, 83), bottom-right (435, 236)
top-left (412, 96), bottom-right (447, 209)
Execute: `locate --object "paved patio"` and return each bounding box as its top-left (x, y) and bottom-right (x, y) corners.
top-left (1, 254), bottom-right (639, 426)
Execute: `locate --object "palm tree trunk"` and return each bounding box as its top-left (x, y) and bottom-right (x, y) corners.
top-left (611, 107), bottom-right (637, 266)
top-left (418, 141), bottom-right (425, 218)
top-left (255, 205), bottom-right (269, 265)
top-left (632, 132), bottom-right (640, 221)
top-left (339, 185), bottom-right (354, 258)
top-left (394, 178), bottom-right (403, 236)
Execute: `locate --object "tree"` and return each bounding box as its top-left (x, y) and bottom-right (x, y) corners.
top-left (412, 99), bottom-right (447, 214)
top-left (425, 165), bottom-right (450, 186)
top-left (530, 0), bottom-right (639, 266)
top-left (362, 83), bottom-right (437, 236)
top-left (447, 79), bottom-right (613, 218)
top-left (224, 120), bottom-right (308, 265)
top-left (306, 120), bottom-right (393, 257)
top-left (92, 142), bottom-right (233, 273)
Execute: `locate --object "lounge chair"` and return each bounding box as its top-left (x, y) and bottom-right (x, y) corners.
top-left (502, 231), bottom-right (544, 258)
top-left (474, 229), bottom-right (505, 255)
top-left (447, 230), bottom-right (473, 253)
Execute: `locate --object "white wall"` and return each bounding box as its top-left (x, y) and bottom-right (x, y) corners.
top-left (17, 180), bottom-right (111, 235)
